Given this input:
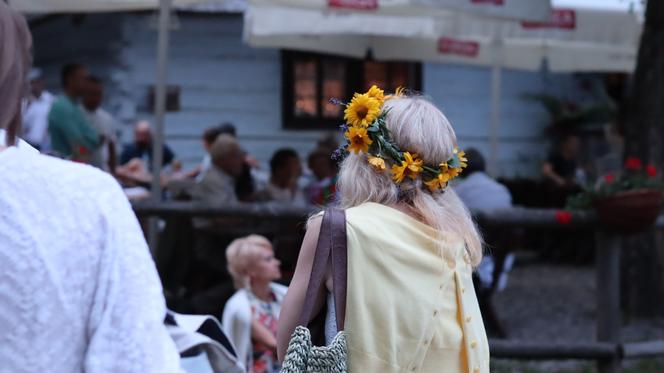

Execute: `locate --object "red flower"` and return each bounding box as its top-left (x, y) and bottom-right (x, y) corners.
top-left (625, 157), bottom-right (643, 171)
top-left (603, 173), bottom-right (615, 184)
top-left (646, 165), bottom-right (657, 178)
top-left (555, 211), bottom-right (572, 225)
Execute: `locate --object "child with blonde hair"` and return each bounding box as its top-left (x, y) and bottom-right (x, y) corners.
top-left (222, 235), bottom-right (286, 373)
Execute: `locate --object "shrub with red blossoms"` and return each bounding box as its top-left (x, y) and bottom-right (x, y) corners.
top-left (625, 156), bottom-right (643, 170)
top-left (567, 157), bottom-right (664, 209)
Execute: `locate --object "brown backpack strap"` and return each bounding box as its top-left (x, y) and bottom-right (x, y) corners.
top-left (297, 208), bottom-right (348, 332)
top-left (328, 208), bottom-right (347, 331)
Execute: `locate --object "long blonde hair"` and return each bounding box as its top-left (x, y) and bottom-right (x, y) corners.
top-left (0, 2), bottom-right (32, 146)
top-left (336, 95), bottom-right (483, 266)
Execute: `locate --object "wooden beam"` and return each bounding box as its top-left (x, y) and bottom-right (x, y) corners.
top-left (489, 340), bottom-right (619, 360)
top-left (623, 340), bottom-right (664, 358)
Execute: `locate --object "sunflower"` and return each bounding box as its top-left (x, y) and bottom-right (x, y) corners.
top-left (404, 152), bottom-right (423, 178)
top-left (391, 162), bottom-right (407, 184)
top-left (368, 155), bottom-right (386, 171)
top-left (366, 85), bottom-right (385, 103)
top-left (391, 152), bottom-right (423, 183)
top-left (345, 126), bottom-right (373, 154)
top-left (441, 162), bottom-right (462, 180)
top-left (424, 172), bottom-right (451, 191)
top-left (456, 148), bottom-right (468, 168)
top-left (344, 93), bottom-right (381, 127)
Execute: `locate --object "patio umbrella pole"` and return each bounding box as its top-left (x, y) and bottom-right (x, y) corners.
top-left (489, 36), bottom-right (502, 176)
top-left (148, 0), bottom-right (172, 254)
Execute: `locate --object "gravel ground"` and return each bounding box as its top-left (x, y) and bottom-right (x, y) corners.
top-left (490, 254), bottom-right (664, 372)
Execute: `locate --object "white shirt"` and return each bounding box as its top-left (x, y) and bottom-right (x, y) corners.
top-left (82, 106), bottom-right (116, 171)
top-left (0, 140), bottom-right (181, 372)
top-left (454, 171), bottom-right (512, 210)
top-left (21, 91), bottom-right (54, 148)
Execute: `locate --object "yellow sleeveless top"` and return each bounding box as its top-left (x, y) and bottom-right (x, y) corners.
top-left (344, 203), bottom-right (490, 373)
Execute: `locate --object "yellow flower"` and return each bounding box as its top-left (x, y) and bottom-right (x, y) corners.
top-left (345, 126), bottom-right (373, 154)
top-left (440, 162), bottom-right (462, 179)
top-left (455, 147), bottom-right (468, 168)
top-left (391, 163), bottom-right (407, 184)
top-left (391, 152), bottom-right (423, 183)
top-left (368, 155), bottom-right (386, 171)
top-left (344, 93), bottom-right (381, 127)
top-left (425, 172), bottom-right (451, 191)
top-left (385, 86), bottom-right (406, 101)
top-left (366, 85), bottom-right (385, 103)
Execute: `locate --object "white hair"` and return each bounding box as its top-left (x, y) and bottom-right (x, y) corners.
top-left (336, 96), bottom-right (483, 266)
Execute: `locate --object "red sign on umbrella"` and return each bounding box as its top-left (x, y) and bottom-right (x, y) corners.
top-left (522, 9), bottom-right (576, 30)
top-left (438, 37), bottom-right (480, 57)
top-left (329, 0), bottom-right (379, 10)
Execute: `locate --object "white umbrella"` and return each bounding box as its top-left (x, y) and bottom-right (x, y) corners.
top-left (245, 0), bottom-right (643, 173)
top-left (246, 2), bottom-right (641, 72)
top-left (7, 0), bottom-right (204, 13)
top-left (251, 0), bottom-right (552, 21)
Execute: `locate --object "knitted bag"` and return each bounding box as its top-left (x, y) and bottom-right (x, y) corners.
top-left (281, 209), bottom-right (348, 373)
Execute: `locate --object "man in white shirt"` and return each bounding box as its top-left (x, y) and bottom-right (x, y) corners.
top-left (454, 148), bottom-right (512, 210)
top-left (21, 68), bottom-right (54, 150)
top-left (81, 75), bottom-right (117, 171)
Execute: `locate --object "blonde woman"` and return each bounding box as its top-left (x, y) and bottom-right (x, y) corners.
top-left (222, 235), bottom-right (286, 373)
top-left (277, 91), bottom-right (490, 372)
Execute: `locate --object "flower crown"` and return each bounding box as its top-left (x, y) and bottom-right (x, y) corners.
top-left (333, 86), bottom-right (467, 192)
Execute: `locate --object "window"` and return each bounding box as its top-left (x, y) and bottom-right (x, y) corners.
top-left (282, 51), bottom-right (422, 129)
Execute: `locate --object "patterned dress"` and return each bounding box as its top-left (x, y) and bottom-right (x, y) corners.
top-left (248, 292), bottom-right (281, 373)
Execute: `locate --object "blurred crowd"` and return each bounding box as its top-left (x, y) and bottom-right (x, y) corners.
top-left (24, 62), bottom-right (340, 208)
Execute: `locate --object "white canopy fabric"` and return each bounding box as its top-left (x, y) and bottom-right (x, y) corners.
top-left (245, 1), bottom-right (642, 72)
top-left (251, 0), bottom-right (552, 21)
top-left (8, 0), bottom-right (204, 13)
top-left (245, 0), bottom-right (643, 174)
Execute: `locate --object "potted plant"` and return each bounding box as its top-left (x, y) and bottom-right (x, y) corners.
top-left (567, 157), bottom-right (664, 233)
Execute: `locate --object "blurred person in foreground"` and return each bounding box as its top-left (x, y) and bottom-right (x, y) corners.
top-left (257, 148), bottom-right (306, 206)
top-left (0, 3), bottom-right (181, 371)
top-left (21, 67), bottom-right (54, 150)
top-left (223, 235), bottom-right (286, 373)
top-left (81, 75), bottom-right (117, 172)
top-left (278, 90), bottom-right (489, 372)
top-left (48, 62), bottom-right (102, 163)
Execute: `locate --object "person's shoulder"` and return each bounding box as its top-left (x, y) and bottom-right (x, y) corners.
top-left (7, 151), bottom-right (123, 199)
top-left (270, 282), bottom-right (288, 298)
top-left (48, 96), bottom-right (67, 113)
top-left (42, 91), bottom-right (55, 103)
top-left (223, 290), bottom-right (251, 318)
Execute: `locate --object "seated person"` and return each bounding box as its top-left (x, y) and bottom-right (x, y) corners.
top-left (305, 146), bottom-right (338, 206)
top-left (454, 148), bottom-right (514, 338)
top-left (222, 235), bottom-right (286, 373)
top-left (197, 123), bottom-right (257, 202)
top-left (120, 120), bottom-right (175, 169)
top-left (542, 133), bottom-right (583, 187)
top-left (192, 134), bottom-right (244, 206)
top-left (454, 148), bottom-right (512, 210)
top-left (256, 148), bottom-right (306, 206)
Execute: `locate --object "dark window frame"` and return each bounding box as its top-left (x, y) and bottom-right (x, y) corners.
top-left (281, 50), bottom-right (422, 130)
